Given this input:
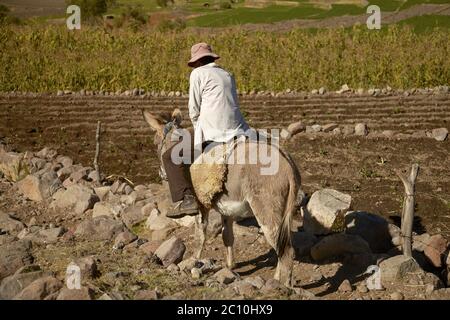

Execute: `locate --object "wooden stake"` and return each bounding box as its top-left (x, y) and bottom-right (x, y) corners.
top-left (93, 121), bottom-right (101, 184)
top-left (395, 164), bottom-right (419, 257)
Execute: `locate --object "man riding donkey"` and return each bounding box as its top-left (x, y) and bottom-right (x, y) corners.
top-left (163, 42), bottom-right (250, 218)
top-left (144, 43), bottom-right (302, 286)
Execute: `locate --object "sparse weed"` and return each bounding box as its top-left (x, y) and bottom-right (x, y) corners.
top-left (359, 167), bottom-right (378, 179)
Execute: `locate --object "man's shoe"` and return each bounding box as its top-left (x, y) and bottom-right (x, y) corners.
top-left (166, 195), bottom-right (199, 218)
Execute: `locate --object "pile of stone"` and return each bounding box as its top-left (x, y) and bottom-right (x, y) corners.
top-left (1, 144), bottom-right (450, 300)
top-left (286, 120), bottom-right (448, 142)
top-left (1, 85), bottom-right (449, 99)
top-left (0, 145), bottom-right (201, 299)
top-left (293, 187), bottom-right (450, 294)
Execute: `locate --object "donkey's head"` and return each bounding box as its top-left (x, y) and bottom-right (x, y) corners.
top-left (142, 108), bottom-right (183, 180)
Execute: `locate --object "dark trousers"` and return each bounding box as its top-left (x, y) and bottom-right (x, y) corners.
top-left (162, 140), bottom-right (193, 203)
top-left (162, 138), bottom-right (219, 203)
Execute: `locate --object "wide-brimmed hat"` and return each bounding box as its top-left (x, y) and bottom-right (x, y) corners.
top-left (188, 42), bottom-right (220, 67)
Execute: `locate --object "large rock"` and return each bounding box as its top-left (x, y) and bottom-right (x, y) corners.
top-left (244, 276), bottom-right (265, 289)
top-left (0, 266), bottom-right (52, 299)
top-left (24, 227), bottom-right (65, 244)
top-left (56, 156), bottom-right (73, 168)
top-left (17, 171), bottom-right (61, 202)
top-left (214, 268), bottom-right (240, 285)
top-left (413, 233), bottom-right (431, 252)
top-left (424, 234), bottom-right (448, 268)
top-left (152, 193), bottom-right (172, 217)
top-left (134, 289), bottom-right (160, 300)
top-left (94, 186), bottom-right (111, 201)
top-left (56, 166), bottom-right (74, 181)
top-left (35, 147), bottom-right (57, 160)
top-left (0, 212), bottom-right (25, 234)
top-left (30, 157), bottom-right (47, 172)
top-left (292, 231), bottom-right (318, 257)
top-left (150, 228), bottom-right (175, 241)
top-left (287, 121), bottom-right (305, 137)
top-left (310, 233), bottom-right (371, 261)
top-left (98, 291), bottom-right (124, 300)
top-left (379, 255), bottom-right (421, 287)
top-left (56, 287), bottom-right (94, 300)
top-left (67, 256), bottom-right (98, 282)
top-left (14, 276), bottom-right (63, 300)
top-left (121, 205), bottom-right (147, 229)
top-left (304, 189), bottom-right (351, 235)
top-left (145, 209), bottom-right (177, 231)
top-left (431, 128), bottom-right (448, 141)
top-left (345, 211), bottom-right (392, 253)
top-left (114, 230), bottom-right (137, 249)
top-left (154, 237), bottom-right (186, 267)
top-left (140, 240), bottom-right (163, 256)
top-left (51, 185), bottom-right (99, 215)
top-left (0, 150), bottom-right (31, 182)
top-left (68, 167), bottom-right (90, 183)
top-left (322, 123), bottom-right (338, 132)
top-left (92, 201), bottom-right (122, 218)
top-left (355, 123), bottom-right (368, 136)
top-left (175, 215), bottom-right (196, 228)
top-left (74, 216), bottom-right (125, 241)
top-left (0, 240), bottom-right (34, 280)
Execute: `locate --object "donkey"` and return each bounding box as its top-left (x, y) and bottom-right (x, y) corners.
top-left (142, 109), bottom-right (303, 286)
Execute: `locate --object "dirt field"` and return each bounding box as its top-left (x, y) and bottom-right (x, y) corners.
top-left (1, 92), bottom-right (449, 231)
top-left (1, 93), bottom-right (449, 299)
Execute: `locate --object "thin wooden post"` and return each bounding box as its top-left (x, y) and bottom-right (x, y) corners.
top-left (395, 164), bottom-right (419, 257)
top-left (93, 121), bottom-right (101, 184)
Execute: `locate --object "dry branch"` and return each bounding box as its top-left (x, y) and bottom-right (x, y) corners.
top-left (93, 121), bottom-right (101, 184)
top-left (395, 163), bottom-right (419, 257)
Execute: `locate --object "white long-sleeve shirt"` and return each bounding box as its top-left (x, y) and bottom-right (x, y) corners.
top-left (188, 62), bottom-right (249, 147)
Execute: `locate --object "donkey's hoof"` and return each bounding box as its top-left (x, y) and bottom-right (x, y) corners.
top-left (226, 262), bottom-right (237, 270)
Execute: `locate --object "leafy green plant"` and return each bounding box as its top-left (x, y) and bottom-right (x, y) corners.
top-left (359, 167), bottom-right (378, 179)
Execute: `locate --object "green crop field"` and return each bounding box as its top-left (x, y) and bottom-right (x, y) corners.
top-left (0, 24), bottom-right (449, 93)
top-left (398, 14), bottom-right (450, 32)
top-left (0, 0), bottom-right (448, 93)
top-left (1, 0), bottom-right (449, 28)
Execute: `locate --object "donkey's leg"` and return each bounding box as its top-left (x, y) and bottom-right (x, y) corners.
top-left (248, 199), bottom-right (294, 287)
top-left (276, 246), bottom-right (294, 287)
top-left (221, 216), bottom-right (235, 269)
top-left (194, 207), bottom-right (209, 260)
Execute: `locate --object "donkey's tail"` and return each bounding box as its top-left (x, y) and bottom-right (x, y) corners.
top-left (276, 171), bottom-right (297, 258)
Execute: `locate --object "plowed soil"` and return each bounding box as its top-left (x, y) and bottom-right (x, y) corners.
top-left (1, 93), bottom-right (449, 235)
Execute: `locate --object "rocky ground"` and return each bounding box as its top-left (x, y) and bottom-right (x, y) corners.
top-left (1, 89), bottom-right (450, 300)
top-left (1, 138), bottom-right (450, 300)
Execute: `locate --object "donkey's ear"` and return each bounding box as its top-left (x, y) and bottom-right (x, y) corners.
top-left (142, 110), bottom-right (164, 134)
top-left (171, 108), bottom-right (182, 127)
